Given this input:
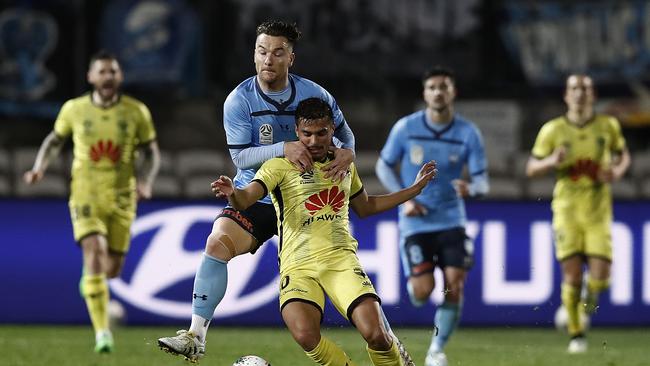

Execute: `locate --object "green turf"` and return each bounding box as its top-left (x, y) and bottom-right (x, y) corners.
top-left (1, 325), bottom-right (648, 366)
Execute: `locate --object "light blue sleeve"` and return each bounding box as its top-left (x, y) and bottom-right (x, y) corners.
top-left (375, 157), bottom-right (404, 192)
top-left (379, 119), bottom-right (407, 165)
top-left (229, 143), bottom-right (285, 170)
top-left (224, 89), bottom-right (286, 169)
top-left (333, 121), bottom-right (355, 150)
top-left (466, 125), bottom-right (490, 197)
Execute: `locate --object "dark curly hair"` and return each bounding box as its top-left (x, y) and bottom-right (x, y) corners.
top-left (422, 65), bottom-right (455, 85)
top-left (295, 98), bottom-right (333, 126)
top-left (89, 49), bottom-right (119, 69)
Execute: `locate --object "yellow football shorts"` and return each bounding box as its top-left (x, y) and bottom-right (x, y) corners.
top-left (279, 253), bottom-right (379, 320)
top-left (553, 213), bottom-right (612, 261)
top-left (69, 189), bottom-right (136, 254)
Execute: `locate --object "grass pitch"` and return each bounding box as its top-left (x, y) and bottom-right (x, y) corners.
top-left (1, 325), bottom-right (648, 366)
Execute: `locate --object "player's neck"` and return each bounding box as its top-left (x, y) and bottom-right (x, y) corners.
top-left (566, 109), bottom-right (594, 126)
top-left (426, 106), bottom-right (453, 125)
top-left (91, 91), bottom-right (119, 108)
top-left (257, 75), bottom-right (289, 93)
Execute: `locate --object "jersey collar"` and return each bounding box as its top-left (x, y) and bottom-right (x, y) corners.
top-left (255, 75), bottom-right (296, 111)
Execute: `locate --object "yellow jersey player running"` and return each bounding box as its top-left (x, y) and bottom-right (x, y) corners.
top-left (23, 50), bottom-right (160, 353)
top-left (211, 98), bottom-right (437, 366)
top-left (526, 74), bottom-right (630, 354)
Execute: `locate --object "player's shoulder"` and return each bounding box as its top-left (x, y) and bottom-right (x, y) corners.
top-left (290, 73), bottom-right (330, 95)
top-left (593, 113), bottom-right (620, 126)
top-left (397, 110), bottom-right (424, 128)
top-left (452, 113), bottom-right (481, 130)
top-left (263, 157), bottom-right (293, 169)
top-left (63, 93), bottom-right (92, 109)
top-left (119, 94), bottom-right (148, 109)
top-left (225, 76), bottom-right (256, 104)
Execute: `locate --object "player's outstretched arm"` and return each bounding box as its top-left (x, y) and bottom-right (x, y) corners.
top-left (211, 176), bottom-right (265, 211)
top-left (351, 160), bottom-right (437, 218)
top-left (136, 140), bottom-right (161, 200)
top-left (23, 130), bottom-right (66, 185)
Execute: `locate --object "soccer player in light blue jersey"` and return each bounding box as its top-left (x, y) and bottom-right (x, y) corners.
top-left (159, 20), bottom-right (414, 365)
top-left (376, 66), bottom-right (489, 366)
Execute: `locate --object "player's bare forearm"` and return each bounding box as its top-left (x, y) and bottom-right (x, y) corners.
top-left (24, 131), bottom-right (65, 184)
top-left (353, 185), bottom-right (423, 218)
top-left (612, 147), bottom-right (631, 181)
top-left (352, 161), bottom-right (436, 218)
top-left (138, 140), bottom-right (160, 187)
top-left (212, 177), bottom-right (264, 211)
top-left (526, 146), bottom-right (566, 178)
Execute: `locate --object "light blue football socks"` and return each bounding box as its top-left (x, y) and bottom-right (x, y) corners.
top-left (191, 253), bottom-right (228, 320)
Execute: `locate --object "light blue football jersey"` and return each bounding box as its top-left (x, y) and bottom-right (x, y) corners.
top-left (224, 74), bottom-right (349, 204)
top-left (379, 110), bottom-right (487, 237)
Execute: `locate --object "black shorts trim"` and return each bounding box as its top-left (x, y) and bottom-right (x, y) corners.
top-left (559, 252), bottom-right (612, 264)
top-left (76, 231), bottom-right (102, 246)
top-left (346, 293), bottom-right (381, 327)
top-left (281, 298), bottom-right (324, 324)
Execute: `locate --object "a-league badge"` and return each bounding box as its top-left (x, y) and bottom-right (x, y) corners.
top-left (410, 145), bottom-right (424, 165)
top-left (259, 124), bottom-right (273, 145)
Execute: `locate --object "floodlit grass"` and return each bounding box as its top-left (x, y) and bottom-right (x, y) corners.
top-left (1, 325), bottom-right (648, 366)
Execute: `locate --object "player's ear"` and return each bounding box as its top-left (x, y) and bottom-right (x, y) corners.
top-left (288, 52), bottom-right (295, 67)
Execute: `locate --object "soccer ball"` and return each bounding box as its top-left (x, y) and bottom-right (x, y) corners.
top-left (232, 355), bottom-right (271, 366)
top-left (553, 305), bottom-right (590, 332)
top-left (108, 299), bottom-right (126, 326)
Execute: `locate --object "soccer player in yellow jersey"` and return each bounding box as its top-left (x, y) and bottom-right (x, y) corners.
top-left (212, 97), bottom-right (437, 366)
top-left (526, 74), bottom-right (630, 354)
top-left (23, 50), bottom-right (160, 353)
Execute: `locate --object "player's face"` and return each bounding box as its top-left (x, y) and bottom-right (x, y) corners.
top-left (254, 34), bottom-right (295, 90)
top-left (87, 59), bottom-right (123, 101)
top-left (423, 75), bottom-right (456, 112)
top-left (564, 75), bottom-right (595, 111)
top-left (296, 117), bottom-right (334, 161)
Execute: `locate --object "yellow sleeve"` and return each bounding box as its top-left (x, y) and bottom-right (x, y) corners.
top-left (608, 116), bottom-right (627, 152)
top-left (253, 158), bottom-right (286, 194)
top-left (53, 100), bottom-right (75, 138)
top-left (531, 122), bottom-right (557, 159)
top-left (349, 162), bottom-right (363, 197)
top-left (136, 103), bottom-right (156, 144)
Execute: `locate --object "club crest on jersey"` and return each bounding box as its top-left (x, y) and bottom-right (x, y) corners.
top-left (259, 124), bottom-right (273, 145)
top-left (410, 145), bottom-right (424, 165)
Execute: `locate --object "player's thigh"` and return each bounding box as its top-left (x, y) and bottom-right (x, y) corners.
top-left (212, 203), bottom-right (277, 258)
top-left (553, 215), bottom-right (585, 261)
top-left (560, 255), bottom-right (585, 285)
top-left (69, 198), bottom-right (108, 243)
top-left (438, 227), bottom-right (473, 270)
top-left (349, 297), bottom-right (388, 343)
top-left (401, 232), bottom-right (437, 277)
top-left (106, 205), bottom-right (135, 255)
top-left (207, 217), bottom-right (257, 260)
top-left (587, 256), bottom-right (611, 280)
top-left (584, 221), bottom-right (612, 262)
top-left (281, 300), bottom-right (322, 335)
top-left (279, 268), bottom-right (326, 321)
top-left (320, 254), bottom-right (380, 322)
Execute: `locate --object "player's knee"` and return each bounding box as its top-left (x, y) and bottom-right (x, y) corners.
top-left (411, 283), bottom-right (433, 301)
top-left (363, 327), bottom-right (392, 351)
top-left (290, 328), bottom-right (320, 351)
top-left (205, 232), bottom-right (237, 261)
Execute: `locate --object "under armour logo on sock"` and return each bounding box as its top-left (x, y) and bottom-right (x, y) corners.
top-left (193, 293), bottom-right (208, 300)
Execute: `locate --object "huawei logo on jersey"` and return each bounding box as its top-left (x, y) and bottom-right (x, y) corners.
top-left (568, 159), bottom-right (599, 181)
top-left (305, 186), bottom-right (345, 215)
top-left (90, 139), bottom-right (121, 163)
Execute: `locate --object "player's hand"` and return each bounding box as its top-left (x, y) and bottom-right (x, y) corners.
top-left (284, 141), bottom-right (313, 172)
top-left (413, 160), bottom-right (437, 188)
top-left (322, 147), bottom-right (354, 182)
top-left (23, 170), bottom-right (44, 185)
top-left (136, 182), bottom-right (153, 200)
top-left (403, 199), bottom-right (428, 217)
top-left (550, 145), bottom-right (567, 167)
top-left (211, 175), bottom-right (234, 199)
top-left (452, 179), bottom-right (470, 197)
top-left (598, 167), bottom-right (615, 183)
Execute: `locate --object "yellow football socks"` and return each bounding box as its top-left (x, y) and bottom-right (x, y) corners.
top-left (367, 340), bottom-right (403, 366)
top-left (561, 282), bottom-right (582, 335)
top-left (306, 336), bottom-right (357, 366)
top-left (585, 277), bottom-right (609, 314)
top-left (81, 273), bottom-right (109, 333)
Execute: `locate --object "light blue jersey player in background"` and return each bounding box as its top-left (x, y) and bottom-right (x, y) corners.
top-left (376, 66), bottom-right (489, 366)
top-left (159, 20), bottom-right (414, 365)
